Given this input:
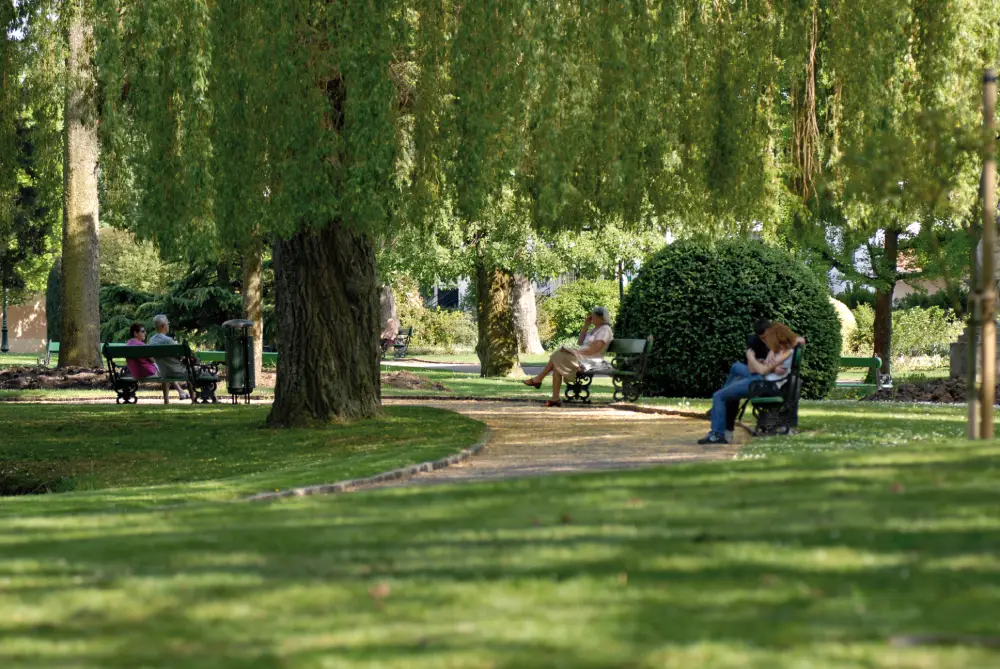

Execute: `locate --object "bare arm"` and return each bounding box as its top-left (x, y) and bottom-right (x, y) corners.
top-left (747, 351), bottom-right (769, 375)
top-left (576, 338), bottom-right (606, 357)
top-left (577, 315), bottom-right (592, 346)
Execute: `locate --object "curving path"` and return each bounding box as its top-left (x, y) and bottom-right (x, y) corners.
top-left (374, 399), bottom-right (743, 487)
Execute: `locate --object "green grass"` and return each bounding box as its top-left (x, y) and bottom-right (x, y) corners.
top-left (2, 401), bottom-right (999, 667)
top-left (0, 352), bottom-right (39, 367)
top-left (392, 351), bottom-right (552, 365)
top-left (0, 404), bottom-right (485, 505)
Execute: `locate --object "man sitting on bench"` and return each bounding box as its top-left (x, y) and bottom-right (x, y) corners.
top-left (148, 314), bottom-right (191, 403)
top-left (699, 322), bottom-right (801, 445)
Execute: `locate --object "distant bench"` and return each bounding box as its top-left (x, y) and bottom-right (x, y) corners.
top-left (103, 343), bottom-right (220, 404)
top-left (195, 350), bottom-right (278, 366)
top-left (838, 355), bottom-right (891, 390)
top-left (38, 340), bottom-right (105, 367)
top-left (563, 336), bottom-right (653, 403)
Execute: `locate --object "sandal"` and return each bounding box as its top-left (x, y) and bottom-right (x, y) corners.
top-left (522, 379), bottom-right (542, 389)
top-left (544, 399), bottom-right (562, 407)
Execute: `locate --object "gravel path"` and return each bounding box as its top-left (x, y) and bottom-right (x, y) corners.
top-left (375, 399), bottom-right (741, 487)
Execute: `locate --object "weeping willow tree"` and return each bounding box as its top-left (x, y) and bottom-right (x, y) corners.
top-left (1, 1), bottom-right (63, 330)
top-left (780, 0), bottom-right (1000, 376)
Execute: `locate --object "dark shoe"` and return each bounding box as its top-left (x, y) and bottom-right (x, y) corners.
top-left (697, 432), bottom-right (728, 445)
top-left (522, 379), bottom-right (542, 389)
top-left (544, 400), bottom-right (562, 407)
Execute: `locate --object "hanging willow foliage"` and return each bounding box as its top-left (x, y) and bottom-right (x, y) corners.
top-left (92, 0), bottom-right (999, 255)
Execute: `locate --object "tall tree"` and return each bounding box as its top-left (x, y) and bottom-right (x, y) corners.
top-left (59, 0), bottom-right (101, 367)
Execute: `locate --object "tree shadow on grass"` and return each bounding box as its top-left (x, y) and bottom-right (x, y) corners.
top-left (2, 442), bottom-right (1000, 667)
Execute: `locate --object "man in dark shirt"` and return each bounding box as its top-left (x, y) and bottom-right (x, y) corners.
top-left (746, 318), bottom-right (772, 363)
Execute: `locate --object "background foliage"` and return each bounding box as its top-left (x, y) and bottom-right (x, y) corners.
top-left (848, 305), bottom-right (964, 358)
top-left (536, 279), bottom-right (620, 349)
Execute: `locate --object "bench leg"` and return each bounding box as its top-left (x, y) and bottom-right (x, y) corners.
top-left (115, 382), bottom-right (138, 405)
top-left (564, 374), bottom-right (593, 403)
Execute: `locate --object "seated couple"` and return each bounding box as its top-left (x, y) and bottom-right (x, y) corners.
top-left (522, 306), bottom-right (613, 407)
top-left (698, 319), bottom-right (804, 445)
top-left (125, 315), bottom-right (193, 403)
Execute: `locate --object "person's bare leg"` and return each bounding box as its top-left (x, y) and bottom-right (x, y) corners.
top-left (531, 360), bottom-right (555, 383)
top-left (551, 371), bottom-right (562, 402)
top-left (162, 383), bottom-right (170, 404)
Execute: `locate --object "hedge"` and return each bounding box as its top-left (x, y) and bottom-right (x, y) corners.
top-left (614, 239), bottom-right (841, 399)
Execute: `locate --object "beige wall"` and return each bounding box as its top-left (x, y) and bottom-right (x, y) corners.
top-left (893, 278), bottom-right (947, 303)
top-left (4, 292), bottom-right (47, 353)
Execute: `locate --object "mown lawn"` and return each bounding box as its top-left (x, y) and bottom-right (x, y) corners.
top-left (0, 353), bottom-right (39, 367)
top-left (0, 404), bottom-right (485, 505)
top-left (2, 400), bottom-right (999, 667)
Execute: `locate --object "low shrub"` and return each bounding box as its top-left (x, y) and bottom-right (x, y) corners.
top-left (536, 279), bottom-right (620, 345)
top-left (410, 308), bottom-right (477, 353)
top-left (848, 305), bottom-right (963, 358)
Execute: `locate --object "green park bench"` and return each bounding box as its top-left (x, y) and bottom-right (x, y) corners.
top-left (38, 340), bottom-right (59, 366)
top-left (564, 336), bottom-right (654, 403)
top-left (38, 340), bottom-right (106, 367)
top-left (736, 344), bottom-right (805, 436)
top-left (838, 355), bottom-right (891, 390)
top-left (381, 327), bottom-right (413, 360)
top-left (103, 342), bottom-right (220, 404)
top-left (194, 350), bottom-right (278, 365)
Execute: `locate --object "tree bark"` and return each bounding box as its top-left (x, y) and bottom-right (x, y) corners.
top-left (511, 274), bottom-right (544, 354)
top-left (379, 283), bottom-right (397, 332)
top-left (872, 229), bottom-right (899, 379)
top-left (242, 243), bottom-right (264, 377)
top-left (58, 5), bottom-right (101, 369)
top-left (267, 223), bottom-right (381, 427)
top-left (474, 257), bottom-right (521, 377)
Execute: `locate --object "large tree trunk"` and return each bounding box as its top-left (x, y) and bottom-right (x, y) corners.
top-left (511, 274), bottom-right (544, 354)
top-left (379, 283), bottom-right (397, 331)
top-left (474, 257), bottom-right (521, 377)
top-left (242, 243), bottom-right (264, 377)
top-left (58, 5), bottom-right (101, 369)
top-left (872, 229), bottom-right (899, 379)
top-left (267, 223), bottom-right (381, 427)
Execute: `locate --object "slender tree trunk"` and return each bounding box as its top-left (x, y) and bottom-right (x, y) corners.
top-left (474, 256), bottom-right (521, 377)
top-left (379, 283), bottom-right (397, 331)
top-left (59, 5), bottom-right (101, 369)
top-left (242, 243), bottom-right (264, 376)
top-left (267, 223), bottom-right (381, 427)
top-left (872, 229), bottom-right (899, 379)
top-left (511, 274), bottom-right (544, 354)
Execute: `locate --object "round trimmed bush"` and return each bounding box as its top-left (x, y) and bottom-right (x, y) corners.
top-left (615, 239), bottom-right (841, 399)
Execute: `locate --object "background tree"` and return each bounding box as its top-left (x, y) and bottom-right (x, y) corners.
top-left (59, 0), bottom-right (101, 367)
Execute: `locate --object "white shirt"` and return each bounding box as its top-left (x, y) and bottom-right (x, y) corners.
top-left (764, 350), bottom-right (793, 382)
top-left (578, 324), bottom-right (613, 369)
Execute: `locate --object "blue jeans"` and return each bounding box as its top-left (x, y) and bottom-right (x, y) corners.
top-left (725, 362), bottom-right (751, 387)
top-left (711, 374), bottom-right (762, 435)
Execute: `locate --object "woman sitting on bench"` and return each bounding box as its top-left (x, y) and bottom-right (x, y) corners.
top-left (698, 322), bottom-right (800, 445)
top-left (126, 323), bottom-right (159, 379)
top-left (522, 306), bottom-right (613, 407)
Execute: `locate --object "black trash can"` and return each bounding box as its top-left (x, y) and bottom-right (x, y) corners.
top-left (222, 319), bottom-right (255, 403)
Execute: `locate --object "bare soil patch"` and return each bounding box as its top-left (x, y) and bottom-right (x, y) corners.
top-left (381, 370), bottom-right (450, 392)
top-left (0, 366), bottom-right (108, 391)
top-left (865, 377), bottom-right (988, 404)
